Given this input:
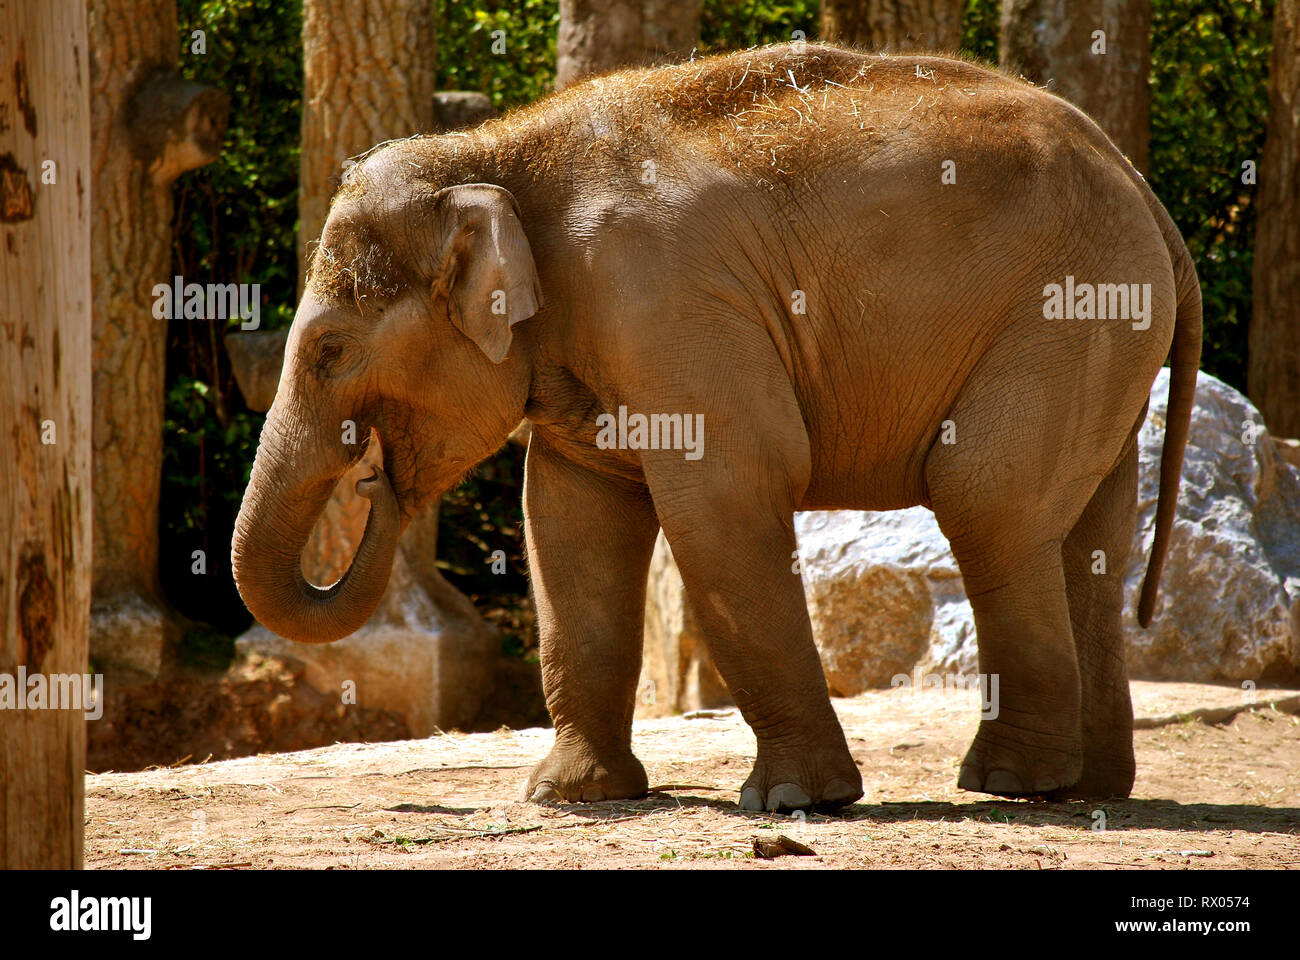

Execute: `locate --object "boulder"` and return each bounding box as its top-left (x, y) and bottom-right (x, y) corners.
top-left (1125, 369), bottom-right (1300, 681)
top-left (89, 592), bottom-right (174, 677)
top-left (637, 532), bottom-right (731, 718)
top-left (432, 91), bottom-right (496, 131)
top-left (224, 328), bottom-right (288, 413)
top-left (796, 509), bottom-right (975, 694)
top-left (640, 369), bottom-right (1300, 707)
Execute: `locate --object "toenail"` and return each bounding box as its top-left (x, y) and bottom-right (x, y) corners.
top-left (984, 769), bottom-right (1028, 794)
top-left (766, 782), bottom-right (812, 812)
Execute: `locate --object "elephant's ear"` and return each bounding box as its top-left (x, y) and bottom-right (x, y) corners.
top-left (432, 183), bottom-right (544, 363)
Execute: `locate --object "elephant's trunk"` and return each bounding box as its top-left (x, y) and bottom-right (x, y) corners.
top-left (231, 419), bottom-right (401, 644)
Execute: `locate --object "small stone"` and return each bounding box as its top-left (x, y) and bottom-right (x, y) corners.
top-left (752, 835), bottom-right (815, 859)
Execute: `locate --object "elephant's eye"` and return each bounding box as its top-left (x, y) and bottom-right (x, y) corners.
top-left (316, 340), bottom-right (344, 371)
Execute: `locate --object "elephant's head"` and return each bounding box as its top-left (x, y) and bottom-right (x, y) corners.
top-left (232, 151), bottom-right (543, 642)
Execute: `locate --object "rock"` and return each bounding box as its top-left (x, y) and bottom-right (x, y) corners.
top-left (641, 369), bottom-right (1300, 705)
top-left (432, 91), bottom-right (496, 131)
top-left (635, 532), bottom-right (732, 718)
top-left (224, 328), bottom-right (288, 413)
top-left (236, 587), bottom-right (494, 738)
top-left (89, 592), bottom-right (173, 677)
top-left (795, 509), bottom-right (976, 695)
top-left (1125, 369), bottom-right (1300, 681)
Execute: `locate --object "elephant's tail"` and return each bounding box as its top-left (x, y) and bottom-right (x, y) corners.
top-left (1136, 190), bottom-right (1203, 628)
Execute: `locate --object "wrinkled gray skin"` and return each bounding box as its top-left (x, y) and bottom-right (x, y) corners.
top-left (232, 43), bottom-right (1201, 812)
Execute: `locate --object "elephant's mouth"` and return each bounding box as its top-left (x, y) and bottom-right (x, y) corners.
top-left (351, 426), bottom-right (413, 509)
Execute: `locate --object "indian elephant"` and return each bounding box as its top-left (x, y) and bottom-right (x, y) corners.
top-left (232, 42), bottom-right (1201, 811)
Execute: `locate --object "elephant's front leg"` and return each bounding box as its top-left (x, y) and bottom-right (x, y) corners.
top-left (647, 465), bottom-right (863, 814)
top-left (521, 432), bottom-right (660, 803)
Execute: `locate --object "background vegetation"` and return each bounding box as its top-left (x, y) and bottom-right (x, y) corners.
top-left (166, 0), bottom-right (1274, 650)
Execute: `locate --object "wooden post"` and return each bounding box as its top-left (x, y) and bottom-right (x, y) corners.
top-left (0, 0), bottom-right (94, 869)
top-left (1250, 0), bottom-right (1300, 437)
top-left (556, 0), bottom-right (701, 89)
top-left (820, 0), bottom-right (964, 52)
top-left (298, 0), bottom-right (436, 293)
top-left (87, 1), bottom-right (228, 677)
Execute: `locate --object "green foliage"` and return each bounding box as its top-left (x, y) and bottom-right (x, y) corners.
top-left (1149, 0), bottom-right (1272, 389)
top-left (960, 0), bottom-right (999, 64)
top-left (437, 0), bottom-right (559, 110)
top-left (162, 375), bottom-right (259, 529)
top-left (173, 0), bottom-right (301, 308)
top-left (178, 626), bottom-right (238, 672)
top-left (700, 0), bottom-right (818, 50)
top-left (435, 444), bottom-right (534, 658)
top-left (163, 0), bottom-right (302, 633)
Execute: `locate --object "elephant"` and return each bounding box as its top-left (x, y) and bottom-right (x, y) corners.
top-left (232, 42), bottom-right (1201, 812)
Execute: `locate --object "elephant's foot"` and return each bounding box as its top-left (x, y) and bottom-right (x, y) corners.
top-left (738, 738), bottom-right (863, 813)
top-left (957, 717), bottom-right (1083, 797)
top-left (523, 739), bottom-right (648, 804)
top-left (1047, 733), bottom-right (1135, 800)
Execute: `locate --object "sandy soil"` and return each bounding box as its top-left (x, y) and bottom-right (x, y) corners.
top-left (84, 681), bottom-right (1300, 870)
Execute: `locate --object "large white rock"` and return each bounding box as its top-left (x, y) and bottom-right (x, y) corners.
top-left (640, 369), bottom-right (1300, 706)
top-left (1125, 369), bottom-right (1300, 680)
top-left (795, 508), bottom-right (975, 694)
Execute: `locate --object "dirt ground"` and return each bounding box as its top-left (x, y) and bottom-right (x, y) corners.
top-left (86, 650), bottom-right (549, 773)
top-left (84, 681), bottom-right (1300, 870)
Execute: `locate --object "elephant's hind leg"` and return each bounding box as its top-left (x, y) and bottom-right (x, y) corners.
top-left (924, 376), bottom-right (1103, 796)
top-left (947, 536), bottom-right (1084, 795)
top-left (1053, 435), bottom-right (1139, 799)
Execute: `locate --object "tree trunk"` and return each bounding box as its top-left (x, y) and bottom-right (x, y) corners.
top-left (1000, 0), bottom-right (1151, 173)
top-left (819, 0), bottom-right (964, 52)
top-left (556, 0), bottom-right (700, 89)
top-left (1250, 0), bottom-right (1300, 438)
top-left (298, 0), bottom-right (436, 291)
top-left (643, 0), bottom-right (701, 62)
top-left (0, 0), bottom-right (93, 869)
top-left (87, 0), bottom-right (228, 675)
